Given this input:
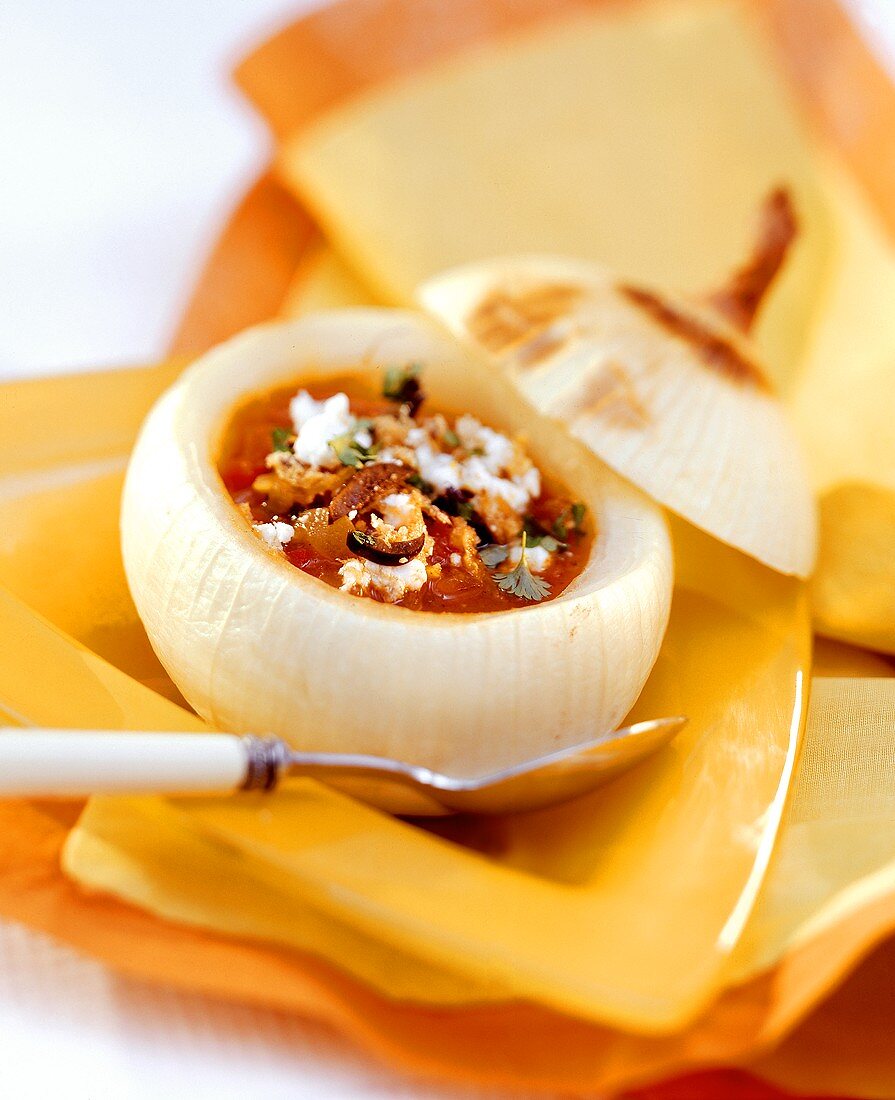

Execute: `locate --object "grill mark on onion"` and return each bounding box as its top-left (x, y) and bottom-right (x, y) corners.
top-left (619, 284), bottom-right (770, 391)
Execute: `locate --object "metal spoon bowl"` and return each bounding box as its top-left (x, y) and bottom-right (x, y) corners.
top-left (275, 716), bottom-right (686, 814)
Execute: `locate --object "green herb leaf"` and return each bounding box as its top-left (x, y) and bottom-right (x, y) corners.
top-left (443, 428), bottom-right (460, 449)
top-left (271, 427), bottom-right (292, 452)
top-left (330, 428), bottom-right (380, 468)
top-left (523, 515), bottom-right (564, 552)
top-left (492, 534), bottom-right (551, 602)
top-left (529, 533), bottom-right (563, 552)
top-left (407, 472), bottom-right (435, 495)
top-left (383, 363), bottom-right (424, 410)
top-left (552, 501), bottom-right (588, 541)
top-left (478, 544), bottom-right (509, 568)
top-left (494, 558), bottom-right (551, 601)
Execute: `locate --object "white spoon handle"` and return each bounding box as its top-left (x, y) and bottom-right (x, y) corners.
top-left (0, 731), bottom-right (254, 797)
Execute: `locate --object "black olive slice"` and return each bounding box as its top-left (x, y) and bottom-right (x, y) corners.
top-left (347, 529), bottom-right (426, 566)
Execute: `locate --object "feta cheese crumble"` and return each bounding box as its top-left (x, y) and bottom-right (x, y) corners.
top-left (507, 541), bottom-right (552, 573)
top-left (253, 521), bottom-right (294, 551)
top-left (289, 391), bottom-right (371, 469)
top-left (339, 556), bottom-right (429, 603)
top-left (407, 416), bottom-right (540, 513)
top-left (377, 492), bottom-right (419, 530)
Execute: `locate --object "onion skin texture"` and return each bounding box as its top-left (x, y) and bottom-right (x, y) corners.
top-left (122, 311), bottom-right (673, 811)
top-left (418, 256), bottom-right (817, 578)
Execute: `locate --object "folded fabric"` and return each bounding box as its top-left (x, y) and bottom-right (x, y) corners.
top-left (0, 386), bottom-right (811, 1031)
top-left (4, 0), bottom-right (895, 1094)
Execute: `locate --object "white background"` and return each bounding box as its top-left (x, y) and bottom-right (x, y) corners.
top-left (0, 1), bottom-right (893, 1097)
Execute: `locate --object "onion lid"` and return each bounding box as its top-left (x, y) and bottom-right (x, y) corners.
top-left (419, 254), bottom-right (817, 578)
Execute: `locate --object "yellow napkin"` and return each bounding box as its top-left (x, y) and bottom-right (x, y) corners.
top-left (3, 357), bottom-right (892, 1093)
top-left (0, 352), bottom-right (816, 1048)
top-left (5, 393), bottom-right (810, 1031)
top-left (278, 0), bottom-right (832, 388)
top-left (59, 672), bottom-right (895, 1096)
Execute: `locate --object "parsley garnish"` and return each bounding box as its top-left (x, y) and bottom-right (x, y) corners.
top-left (434, 488), bottom-right (477, 523)
top-left (491, 534), bottom-right (551, 602)
top-left (271, 427), bottom-right (292, 452)
top-left (407, 472), bottom-right (435, 495)
top-left (523, 515), bottom-right (565, 552)
top-left (478, 544), bottom-right (509, 568)
top-left (383, 363), bottom-right (424, 412)
top-left (552, 501), bottom-right (588, 541)
top-left (528, 533), bottom-right (563, 552)
top-left (330, 419), bottom-right (378, 468)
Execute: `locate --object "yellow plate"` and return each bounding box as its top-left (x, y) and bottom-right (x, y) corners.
top-left (0, 360), bottom-right (810, 1033)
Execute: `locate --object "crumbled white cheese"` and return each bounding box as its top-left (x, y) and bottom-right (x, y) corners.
top-left (284, 398), bottom-right (540, 519)
top-left (450, 552), bottom-right (462, 567)
top-left (406, 431), bottom-right (462, 491)
top-left (404, 418), bottom-right (540, 514)
top-left (373, 447), bottom-right (404, 466)
top-left (507, 542), bottom-right (552, 573)
top-left (288, 390), bottom-right (368, 469)
top-left (339, 556), bottom-right (429, 603)
top-left (460, 456), bottom-right (538, 513)
top-left (253, 521), bottom-right (294, 551)
top-left (378, 492), bottom-right (418, 529)
top-left (455, 415), bottom-right (516, 470)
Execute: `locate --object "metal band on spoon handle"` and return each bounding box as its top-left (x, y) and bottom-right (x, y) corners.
top-left (239, 734), bottom-right (292, 791)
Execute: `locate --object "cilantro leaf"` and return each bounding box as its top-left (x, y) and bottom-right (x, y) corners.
top-left (271, 427), bottom-right (292, 453)
top-left (407, 472), bottom-right (435, 495)
top-left (523, 514), bottom-right (565, 552)
top-left (552, 501), bottom-right (588, 541)
top-left (491, 534), bottom-right (551, 602)
top-left (330, 423), bottom-right (379, 468)
top-left (478, 544), bottom-right (509, 568)
top-left (383, 363), bottom-right (424, 413)
top-left (494, 559), bottom-right (551, 602)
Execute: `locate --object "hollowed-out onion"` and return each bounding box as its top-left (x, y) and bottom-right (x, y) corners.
top-left (122, 310), bottom-right (673, 810)
top-left (418, 256), bottom-right (816, 577)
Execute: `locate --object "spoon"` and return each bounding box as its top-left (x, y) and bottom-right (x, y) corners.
top-left (0, 716), bottom-right (686, 814)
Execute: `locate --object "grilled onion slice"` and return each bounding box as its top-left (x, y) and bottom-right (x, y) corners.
top-left (419, 257), bottom-right (816, 577)
top-left (122, 310), bottom-right (673, 810)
